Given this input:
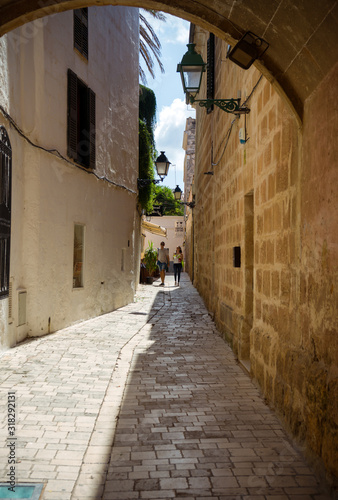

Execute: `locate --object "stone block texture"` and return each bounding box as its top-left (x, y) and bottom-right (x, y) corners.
top-left (188, 28), bottom-right (338, 486)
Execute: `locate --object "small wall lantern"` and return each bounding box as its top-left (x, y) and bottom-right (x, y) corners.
top-left (174, 185), bottom-right (195, 208)
top-left (138, 151), bottom-right (171, 188)
top-left (155, 151), bottom-right (171, 179)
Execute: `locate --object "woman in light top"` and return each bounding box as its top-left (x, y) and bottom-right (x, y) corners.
top-left (173, 246), bottom-right (184, 286)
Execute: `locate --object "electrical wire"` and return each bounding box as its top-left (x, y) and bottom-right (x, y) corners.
top-left (211, 74), bottom-right (264, 167)
top-left (211, 117), bottom-right (237, 167)
top-left (242, 74), bottom-right (263, 107)
top-left (0, 104), bottom-right (137, 195)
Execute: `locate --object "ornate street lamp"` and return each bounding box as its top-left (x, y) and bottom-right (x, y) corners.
top-left (176, 43), bottom-right (206, 95)
top-left (138, 151), bottom-right (171, 188)
top-left (177, 44), bottom-right (249, 114)
top-left (154, 151), bottom-right (171, 179)
top-left (177, 34), bottom-right (267, 114)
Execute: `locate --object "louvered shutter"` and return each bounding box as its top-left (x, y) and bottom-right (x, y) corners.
top-left (81, 9), bottom-right (88, 59)
top-left (88, 89), bottom-right (96, 170)
top-left (207, 34), bottom-right (215, 114)
top-left (67, 69), bottom-right (78, 160)
top-left (74, 10), bottom-right (82, 52)
top-left (74, 9), bottom-right (88, 59)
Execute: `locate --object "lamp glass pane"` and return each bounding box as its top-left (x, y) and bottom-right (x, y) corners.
top-left (182, 66), bottom-right (203, 92)
top-left (156, 162), bottom-right (168, 176)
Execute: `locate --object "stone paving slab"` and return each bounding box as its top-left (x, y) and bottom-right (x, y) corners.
top-left (0, 274), bottom-right (333, 499)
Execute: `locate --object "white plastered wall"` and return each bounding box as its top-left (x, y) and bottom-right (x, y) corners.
top-left (0, 6), bottom-right (140, 348)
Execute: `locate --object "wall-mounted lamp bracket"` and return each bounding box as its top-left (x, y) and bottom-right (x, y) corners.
top-left (181, 201), bottom-right (195, 208)
top-left (189, 95), bottom-right (250, 114)
top-left (138, 151), bottom-right (171, 189)
top-left (137, 178), bottom-right (162, 189)
top-left (154, 151), bottom-right (171, 179)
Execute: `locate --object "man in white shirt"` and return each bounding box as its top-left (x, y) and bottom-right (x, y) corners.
top-left (157, 241), bottom-right (169, 286)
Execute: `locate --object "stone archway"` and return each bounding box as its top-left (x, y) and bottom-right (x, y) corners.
top-left (1, 0), bottom-right (338, 121)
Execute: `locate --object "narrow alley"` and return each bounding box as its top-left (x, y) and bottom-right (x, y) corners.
top-left (0, 274), bottom-right (332, 500)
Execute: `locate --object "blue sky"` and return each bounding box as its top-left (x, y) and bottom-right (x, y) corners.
top-left (140, 12), bottom-right (195, 192)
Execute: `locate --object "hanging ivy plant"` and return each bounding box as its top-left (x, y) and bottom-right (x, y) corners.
top-left (139, 85), bottom-right (157, 142)
top-left (138, 119), bottom-right (155, 212)
top-left (138, 85), bottom-right (157, 212)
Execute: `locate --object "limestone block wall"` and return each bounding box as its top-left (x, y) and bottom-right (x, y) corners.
top-left (296, 63), bottom-right (338, 480)
top-left (190, 29), bottom-right (338, 483)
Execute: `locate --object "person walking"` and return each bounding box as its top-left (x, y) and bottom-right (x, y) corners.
top-left (173, 246), bottom-right (184, 286)
top-left (157, 241), bottom-right (169, 286)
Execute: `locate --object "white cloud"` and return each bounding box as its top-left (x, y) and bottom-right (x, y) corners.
top-left (141, 11), bottom-right (189, 45)
top-left (154, 99), bottom-right (195, 188)
top-left (155, 98), bottom-right (194, 148)
top-left (164, 16), bottom-right (190, 44)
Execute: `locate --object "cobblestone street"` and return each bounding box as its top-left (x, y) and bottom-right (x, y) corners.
top-left (0, 274), bottom-right (332, 499)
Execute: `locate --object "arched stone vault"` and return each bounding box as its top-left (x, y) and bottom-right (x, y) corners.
top-left (0, 0), bottom-right (338, 121)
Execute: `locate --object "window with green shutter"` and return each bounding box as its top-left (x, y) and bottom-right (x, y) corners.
top-left (74, 8), bottom-right (88, 59)
top-left (67, 69), bottom-right (96, 169)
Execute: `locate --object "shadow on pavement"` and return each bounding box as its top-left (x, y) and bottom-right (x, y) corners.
top-left (0, 274), bottom-right (332, 499)
top-left (90, 276), bottom-right (331, 500)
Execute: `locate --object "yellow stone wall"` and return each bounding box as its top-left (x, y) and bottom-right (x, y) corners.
top-left (190, 29), bottom-right (338, 483)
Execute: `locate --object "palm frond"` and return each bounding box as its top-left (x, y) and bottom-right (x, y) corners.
top-left (139, 8), bottom-right (166, 83)
top-left (143, 9), bottom-right (166, 22)
top-left (139, 65), bottom-right (147, 85)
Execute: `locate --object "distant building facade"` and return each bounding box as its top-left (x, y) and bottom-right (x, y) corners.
top-left (183, 117), bottom-right (196, 203)
top-left (143, 216), bottom-right (185, 272)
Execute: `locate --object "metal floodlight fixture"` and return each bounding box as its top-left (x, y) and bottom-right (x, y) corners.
top-left (137, 151), bottom-right (171, 189)
top-left (177, 43), bottom-right (206, 95)
top-left (227, 31), bottom-right (269, 70)
top-left (177, 43), bottom-right (250, 115)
